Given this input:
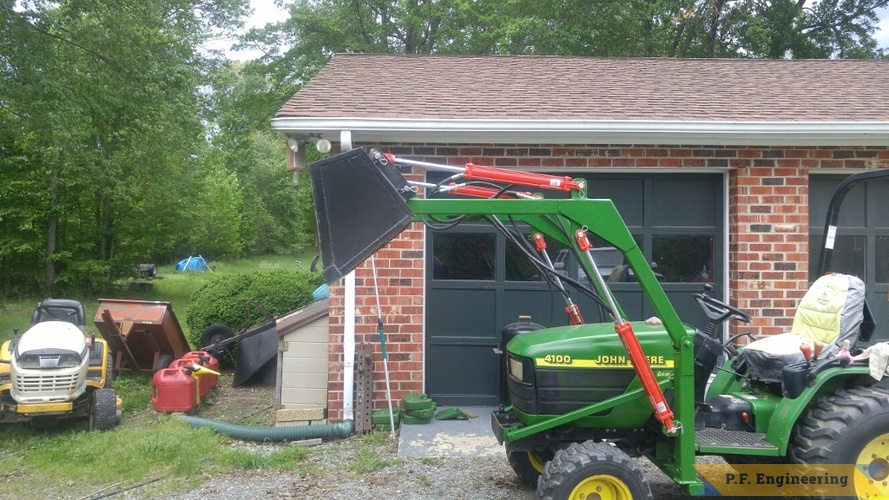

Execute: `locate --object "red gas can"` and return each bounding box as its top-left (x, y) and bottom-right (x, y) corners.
top-left (182, 350), bottom-right (219, 395)
top-left (150, 367), bottom-right (197, 412)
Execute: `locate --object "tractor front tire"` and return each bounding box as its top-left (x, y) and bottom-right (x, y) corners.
top-left (103, 352), bottom-right (114, 388)
top-left (537, 441), bottom-right (652, 500)
top-left (792, 385), bottom-right (889, 499)
top-left (89, 388), bottom-right (118, 431)
top-left (508, 445), bottom-right (555, 488)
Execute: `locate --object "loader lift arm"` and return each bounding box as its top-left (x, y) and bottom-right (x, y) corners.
top-left (310, 148), bottom-right (701, 491)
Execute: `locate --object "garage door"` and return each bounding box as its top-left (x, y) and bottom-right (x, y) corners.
top-left (809, 174), bottom-right (889, 346)
top-left (425, 173), bottom-right (725, 406)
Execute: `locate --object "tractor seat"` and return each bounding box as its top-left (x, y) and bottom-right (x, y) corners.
top-left (740, 273), bottom-right (865, 383)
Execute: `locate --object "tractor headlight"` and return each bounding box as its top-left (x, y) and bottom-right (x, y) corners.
top-left (508, 355), bottom-right (526, 382)
top-left (16, 349), bottom-right (84, 369)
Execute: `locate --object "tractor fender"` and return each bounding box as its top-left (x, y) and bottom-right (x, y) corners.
top-left (764, 364), bottom-right (873, 455)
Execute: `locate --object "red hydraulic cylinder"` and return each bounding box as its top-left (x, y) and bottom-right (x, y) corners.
top-left (445, 184), bottom-right (536, 199)
top-left (613, 321), bottom-right (676, 433)
top-left (464, 164), bottom-right (585, 192)
top-left (574, 228), bottom-right (677, 434)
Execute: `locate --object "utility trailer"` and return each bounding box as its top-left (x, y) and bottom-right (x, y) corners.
top-left (93, 299), bottom-right (190, 373)
top-left (309, 147), bottom-right (889, 499)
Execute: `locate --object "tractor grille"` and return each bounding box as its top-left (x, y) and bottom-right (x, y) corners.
top-left (14, 373), bottom-right (79, 394)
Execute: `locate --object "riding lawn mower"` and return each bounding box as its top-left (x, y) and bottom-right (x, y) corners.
top-left (0, 299), bottom-right (121, 430)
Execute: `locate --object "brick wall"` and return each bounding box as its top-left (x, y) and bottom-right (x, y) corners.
top-left (323, 143), bottom-right (889, 421)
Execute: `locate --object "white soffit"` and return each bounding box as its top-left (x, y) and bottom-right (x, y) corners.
top-left (271, 118), bottom-right (889, 147)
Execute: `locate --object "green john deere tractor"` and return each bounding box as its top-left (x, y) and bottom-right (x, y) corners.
top-left (309, 147), bottom-right (889, 499)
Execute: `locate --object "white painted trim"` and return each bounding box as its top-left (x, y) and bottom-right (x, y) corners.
top-left (722, 171), bottom-right (731, 344)
top-left (272, 118), bottom-right (889, 146)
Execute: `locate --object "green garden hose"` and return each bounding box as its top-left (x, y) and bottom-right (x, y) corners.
top-left (178, 415), bottom-right (354, 442)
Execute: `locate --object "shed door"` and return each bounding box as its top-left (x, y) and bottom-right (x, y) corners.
top-left (425, 173), bottom-right (725, 406)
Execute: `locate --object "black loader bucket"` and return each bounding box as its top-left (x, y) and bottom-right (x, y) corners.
top-left (310, 148), bottom-right (415, 283)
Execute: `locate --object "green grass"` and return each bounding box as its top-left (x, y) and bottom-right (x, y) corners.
top-left (0, 417), bottom-right (312, 497)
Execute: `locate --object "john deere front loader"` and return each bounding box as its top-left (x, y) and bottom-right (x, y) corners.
top-left (309, 147), bottom-right (888, 499)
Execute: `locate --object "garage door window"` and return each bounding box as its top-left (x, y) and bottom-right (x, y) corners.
top-left (808, 234), bottom-right (866, 279)
top-left (652, 235), bottom-right (715, 282)
top-left (433, 232), bottom-right (496, 280)
top-left (877, 236), bottom-right (889, 283)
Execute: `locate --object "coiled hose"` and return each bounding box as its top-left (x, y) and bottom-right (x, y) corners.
top-left (178, 415), bottom-right (354, 442)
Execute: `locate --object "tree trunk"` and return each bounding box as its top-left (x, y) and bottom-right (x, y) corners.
top-left (44, 162), bottom-right (59, 295)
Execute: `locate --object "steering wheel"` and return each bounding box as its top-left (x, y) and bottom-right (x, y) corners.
top-left (693, 284), bottom-right (751, 324)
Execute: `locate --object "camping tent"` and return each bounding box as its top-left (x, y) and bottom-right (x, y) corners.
top-left (176, 255), bottom-right (210, 272)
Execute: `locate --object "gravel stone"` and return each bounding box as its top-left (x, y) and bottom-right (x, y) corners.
top-left (118, 433), bottom-right (718, 499)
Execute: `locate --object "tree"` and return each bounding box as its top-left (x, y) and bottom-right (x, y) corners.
top-left (240, 0), bottom-right (887, 63)
top-left (0, 0), bottom-right (248, 296)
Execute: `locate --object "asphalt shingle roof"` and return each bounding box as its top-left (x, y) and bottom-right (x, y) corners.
top-left (277, 54), bottom-right (889, 122)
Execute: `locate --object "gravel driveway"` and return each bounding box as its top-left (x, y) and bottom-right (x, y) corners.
top-left (166, 440), bottom-right (695, 500)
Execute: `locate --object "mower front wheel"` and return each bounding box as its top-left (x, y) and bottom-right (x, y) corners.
top-left (89, 388), bottom-right (118, 431)
top-left (792, 385), bottom-right (889, 499)
top-left (537, 441), bottom-right (652, 500)
top-left (103, 352), bottom-right (114, 388)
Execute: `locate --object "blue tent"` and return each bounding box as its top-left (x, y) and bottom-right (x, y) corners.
top-left (176, 255), bottom-right (210, 272)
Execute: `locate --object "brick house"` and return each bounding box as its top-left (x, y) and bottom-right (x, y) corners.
top-left (273, 54), bottom-right (889, 422)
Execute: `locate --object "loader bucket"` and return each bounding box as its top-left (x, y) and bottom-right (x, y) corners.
top-left (309, 148), bottom-right (415, 283)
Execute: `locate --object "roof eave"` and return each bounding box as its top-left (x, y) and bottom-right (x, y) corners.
top-left (271, 118), bottom-right (889, 147)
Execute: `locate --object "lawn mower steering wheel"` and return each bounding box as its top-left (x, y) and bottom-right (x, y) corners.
top-left (693, 284), bottom-right (751, 324)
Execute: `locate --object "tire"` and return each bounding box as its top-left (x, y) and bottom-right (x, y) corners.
top-left (537, 441), bottom-right (652, 500)
top-left (103, 352), bottom-right (114, 388)
top-left (89, 388), bottom-right (118, 431)
top-left (200, 324), bottom-right (235, 355)
top-left (792, 385), bottom-right (889, 499)
top-left (508, 445), bottom-right (557, 488)
top-left (153, 353), bottom-right (173, 373)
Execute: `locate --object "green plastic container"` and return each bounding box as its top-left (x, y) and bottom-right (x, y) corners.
top-left (403, 413), bottom-right (432, 425)
top-left (405, 406), bottom-right (435, 420)
top-left (372, 408), bottom-right (401, 425)
top-left (402, 393), bottom-right (435, 411)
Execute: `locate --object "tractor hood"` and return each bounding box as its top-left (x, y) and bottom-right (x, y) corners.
top-left (17, 321), bottom-right (87, 356)
top-left (506, 321), bottom-right (690, 370)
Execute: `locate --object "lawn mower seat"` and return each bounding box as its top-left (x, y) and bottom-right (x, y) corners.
top-left (740, 273), bottom-right (865, 383)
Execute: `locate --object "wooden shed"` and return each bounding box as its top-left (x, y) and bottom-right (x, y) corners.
top-left (274, 298), bottom-right (330, 426)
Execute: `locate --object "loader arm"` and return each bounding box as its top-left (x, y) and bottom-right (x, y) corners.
top-left (309, 148), bottom-right (700, 489)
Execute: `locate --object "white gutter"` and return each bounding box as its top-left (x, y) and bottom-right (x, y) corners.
top-left (272, 118), bottom-right (889, 147)
top-left (340, 130), bottom-right (355, 422)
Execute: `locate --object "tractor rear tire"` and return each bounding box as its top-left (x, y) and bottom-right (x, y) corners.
top-left (537, 441), bottom-right (652, 500)
top-left (89, 388), bottom-right (118, 431)
top-left (792, 385), bottom-right (889, 499)
top-left (508, 445), bottom-right (556, 488)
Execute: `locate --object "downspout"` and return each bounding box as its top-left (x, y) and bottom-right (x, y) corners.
top-left (339, 130), bottom-right (355, 422)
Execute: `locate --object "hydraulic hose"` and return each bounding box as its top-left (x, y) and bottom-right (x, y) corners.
top-left (178, 415), bottom-right (354, 442)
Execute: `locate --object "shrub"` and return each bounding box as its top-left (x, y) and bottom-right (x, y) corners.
top-left (184, 270), bottom-right (324, 348)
